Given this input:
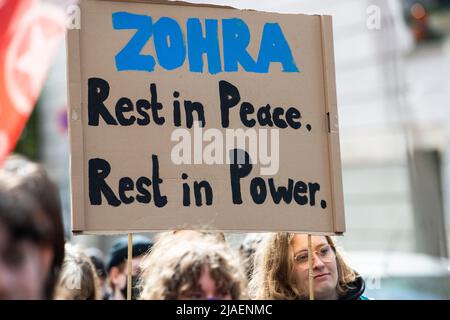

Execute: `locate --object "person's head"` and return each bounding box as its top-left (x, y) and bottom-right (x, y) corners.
top-left (139, 232), bottom-right (247, 300)
top-left (54, 244), bottom-right (100, 300)
top-left (0, 156), bottom-right (65, 300)
top-left (250, 233), bottom-right (356, 300)
top-left (85, 247), bottom-right (107, 284)
top-left (106, 235), bottom-right (153, 299)
top-left (172, 229), bottom-right (226, 242)
top-left (239, 233), bottom-right (264, 282)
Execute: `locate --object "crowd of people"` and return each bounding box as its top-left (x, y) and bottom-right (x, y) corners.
top-left (0, 156), bottom-right (368, 300)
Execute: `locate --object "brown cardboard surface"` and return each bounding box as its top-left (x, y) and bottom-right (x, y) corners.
top-left (320, 15), bottom-right (345, 234)
top-left (67, 28), bottom-right (85, 231)
top-left (67, 0), bottom-right (345, 234)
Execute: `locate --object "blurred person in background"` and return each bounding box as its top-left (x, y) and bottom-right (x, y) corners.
top-left (0, 156), bottom-right (65, 299)
top-left (106, 235), bottom-right (152, 300)
top-left (138, 231), bottom-right (247, 300)
top-left (85, 247), bottom-right (110, 300)
top-left (172, 229), bottom-right (226, 242)
top-left (250, 233), bottom-right (368, 300)
top-left (239, 233), bottom-right (264, 282)
top-left (54, 244), bottom-right (100, 300)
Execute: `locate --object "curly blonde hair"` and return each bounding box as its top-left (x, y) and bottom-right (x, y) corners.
top-left (138, 232), bottom-right (247, 300)
top-left (54, 244), bottom-right (100, 300)
top-left (249, 233), bottom-right (356, 300)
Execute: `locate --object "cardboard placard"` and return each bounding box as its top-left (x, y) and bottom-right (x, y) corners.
top-left (67, 0), bottom-right (345, 234)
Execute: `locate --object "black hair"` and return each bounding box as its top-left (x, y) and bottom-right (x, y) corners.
top-left (0, 156), bottom-right (65, 299)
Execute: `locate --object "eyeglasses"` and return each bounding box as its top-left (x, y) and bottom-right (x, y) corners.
top-left (293, 244), bottom-right (336, 266)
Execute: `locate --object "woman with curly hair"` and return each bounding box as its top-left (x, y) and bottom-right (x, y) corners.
top-left (54, 244), bottom-right (100, 300)
top-left (138, 231), bottom-right (247, 300)
top-left (250, 233), bottom-right (368, 300)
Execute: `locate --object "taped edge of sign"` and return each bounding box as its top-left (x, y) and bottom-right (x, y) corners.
top-left (67, 23), bottom-right (86, 233)
top-left (319, 15), bottom-right (346, 234)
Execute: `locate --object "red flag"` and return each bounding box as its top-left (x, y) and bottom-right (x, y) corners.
top-left (0, 0), bottom-right (65, 165)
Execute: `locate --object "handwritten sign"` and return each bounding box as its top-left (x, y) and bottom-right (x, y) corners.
top-left (67, 0), bottom-right (345, 234)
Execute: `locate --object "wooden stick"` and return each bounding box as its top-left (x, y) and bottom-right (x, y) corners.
top-left (127, 233), bottom-right (133, 300)
top-left (308, 234), bottom-right (314, 300)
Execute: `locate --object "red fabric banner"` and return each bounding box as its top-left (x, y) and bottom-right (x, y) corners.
top-left (0, 0), bottom-right (65, 165)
